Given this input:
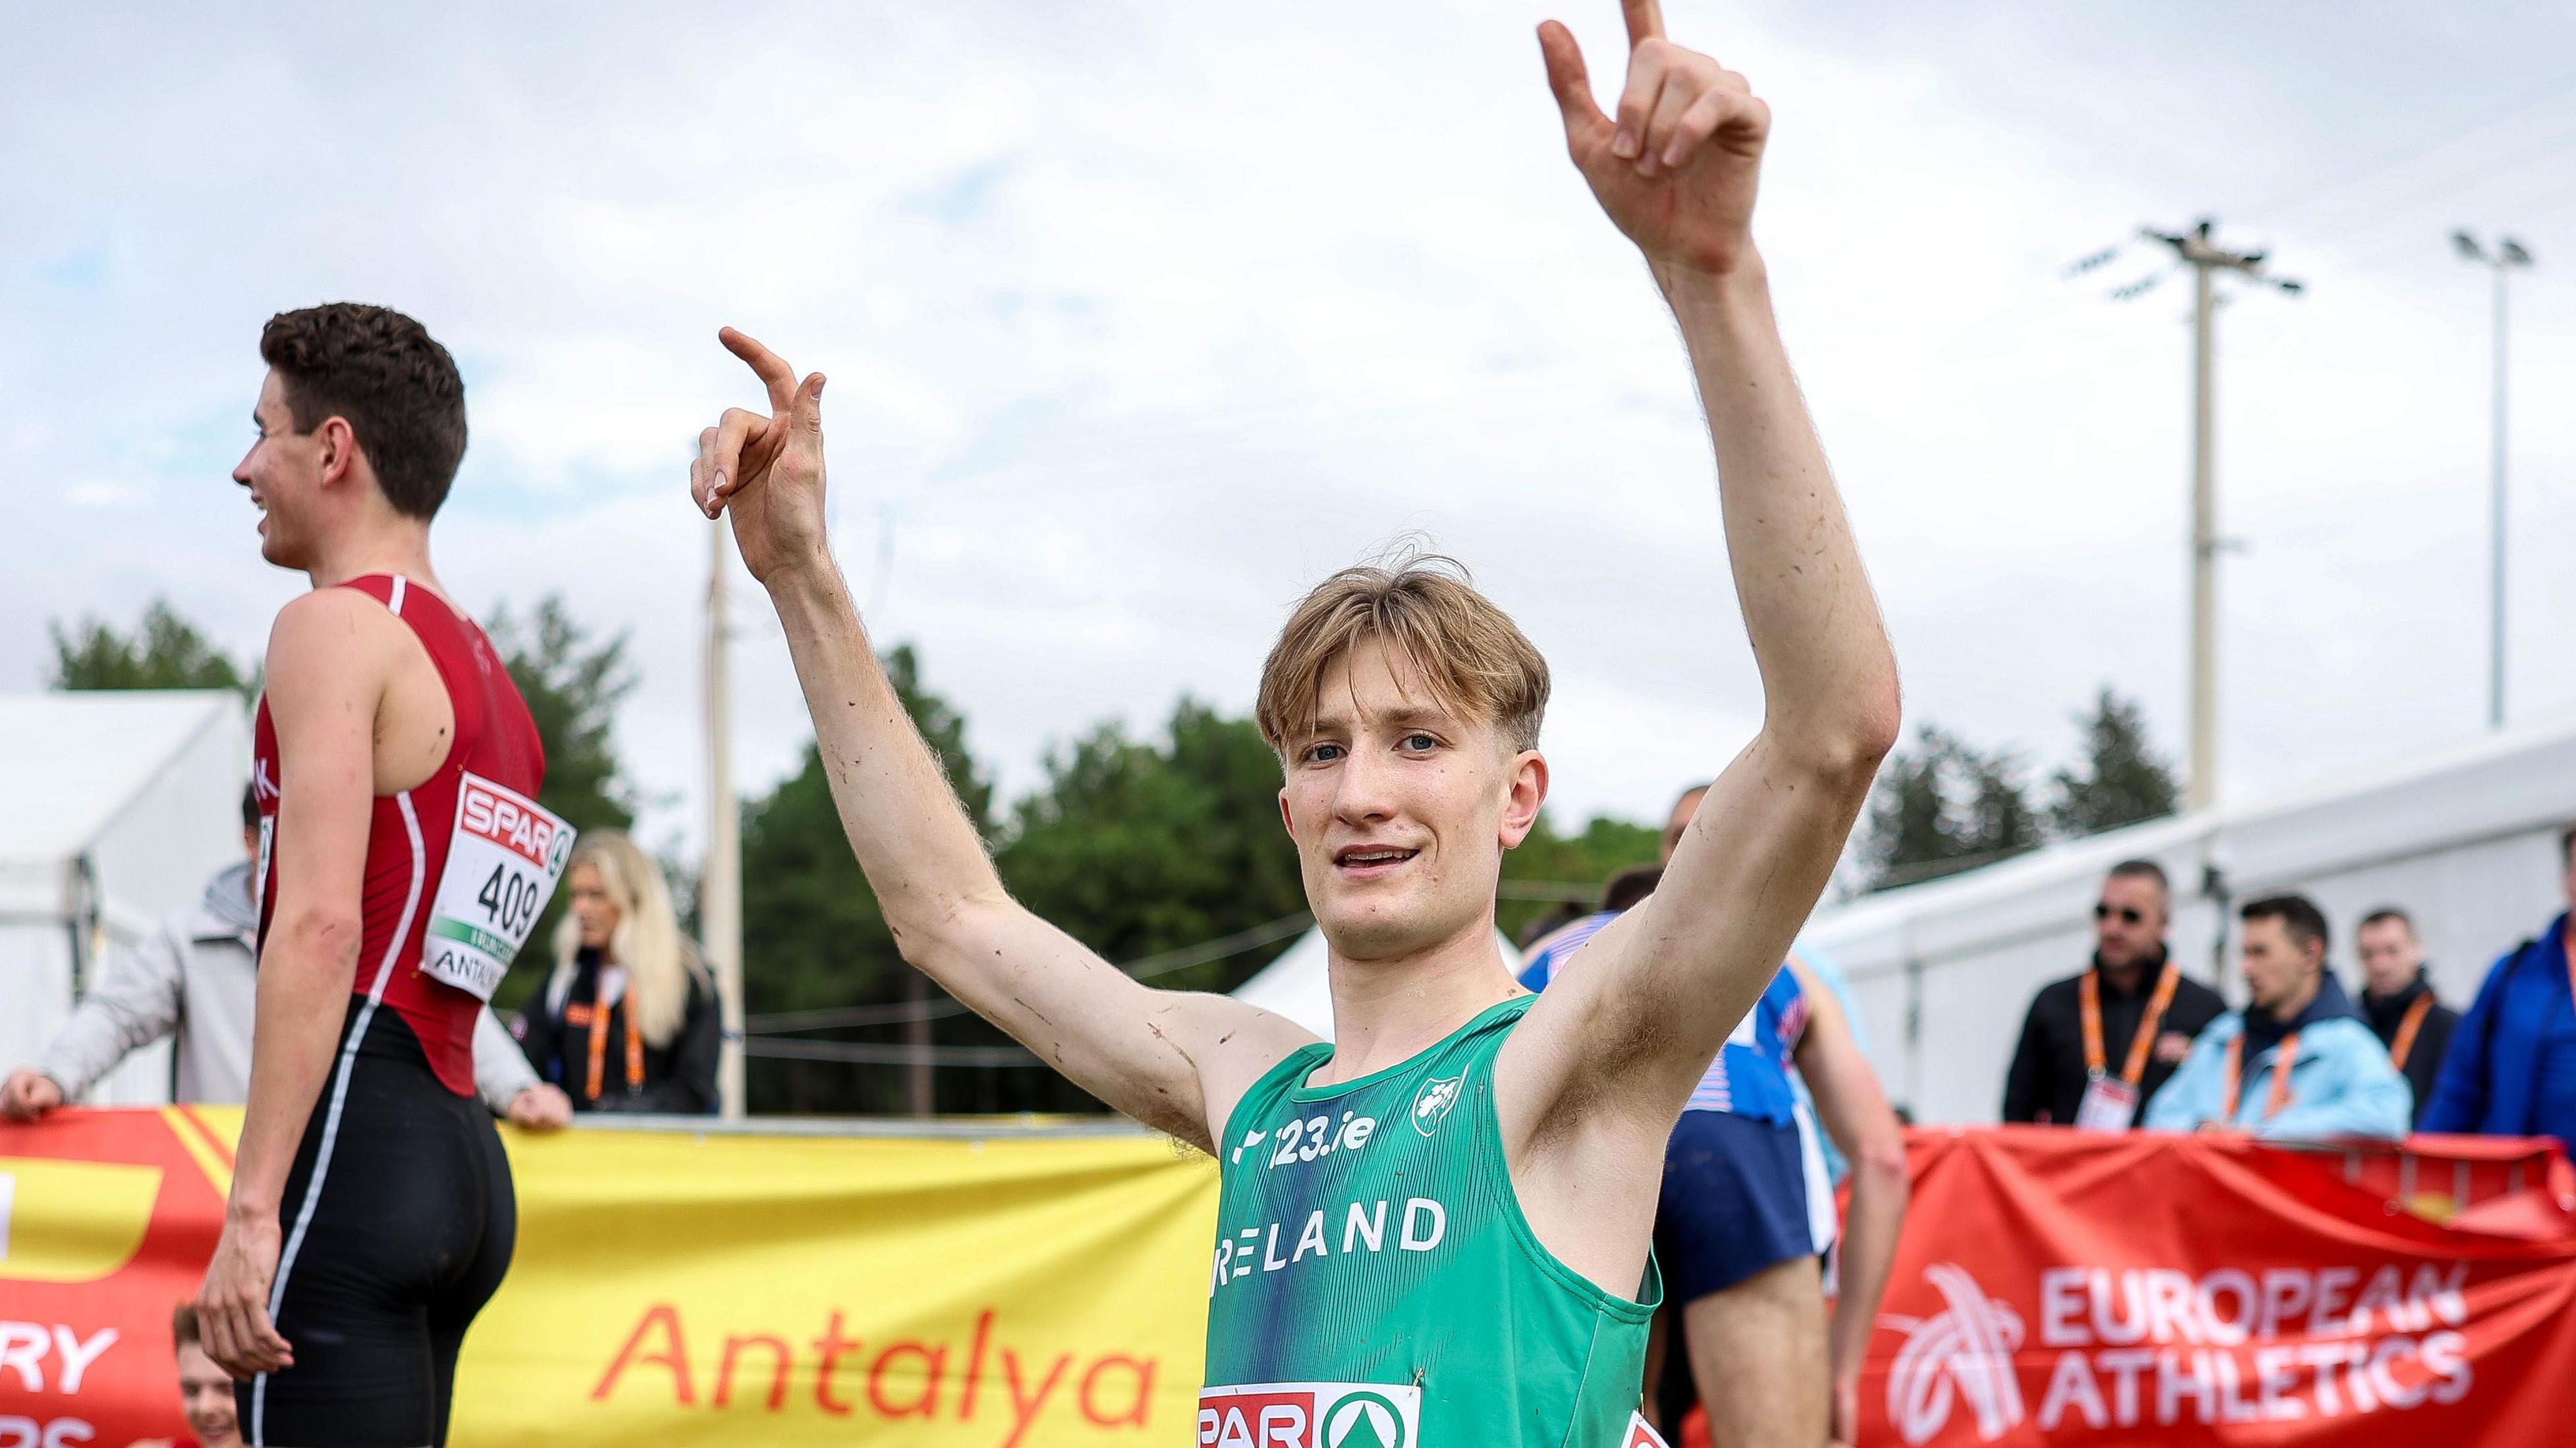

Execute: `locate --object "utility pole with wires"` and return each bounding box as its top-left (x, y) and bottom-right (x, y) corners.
top-left (2452, 230), bottom-right (2533, 732)
top-left (2090, 219), bottom-right (2302, 813)
top-left (702, 522), bottom-right (746, 1119)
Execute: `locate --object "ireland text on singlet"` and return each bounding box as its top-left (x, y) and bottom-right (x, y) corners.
top-left (1201, 997), bottom-right (1658, 1448)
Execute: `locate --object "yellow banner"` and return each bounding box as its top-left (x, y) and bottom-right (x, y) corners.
top-left (0, 1108), bottom-right (1220, 1448)
top-left (475, 1119), bottom-right (1219, 1447)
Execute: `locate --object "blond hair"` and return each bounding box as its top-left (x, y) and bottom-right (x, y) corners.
top-left (549, 832), bottom-right (709, 1048)
top-left (1255, 553), bottom-right (1550, 755)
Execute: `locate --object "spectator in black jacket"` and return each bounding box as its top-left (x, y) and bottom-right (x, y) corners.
top-left (2002, 859), bottom-right (2226, 1129)
top-left (517, 832), bottom-right (720, 1114)
top-left (2353, 907), bottom-right (2458, 1129)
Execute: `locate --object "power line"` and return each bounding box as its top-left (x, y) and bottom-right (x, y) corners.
top-left (743, 908), bottom-right (1315, 1034)
top-left (743, 877), bottom-right (1623, 1038)
top-left (745, 1037), bottom-right (1043, 1068)
top-left (2249, 68), bottom-right (2576, 221)
top-left (2293, 112), bottom-right (2576, 251)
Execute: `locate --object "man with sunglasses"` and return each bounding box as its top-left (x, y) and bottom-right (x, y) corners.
top-left (2002, 860), bottom-right (2225, 1129)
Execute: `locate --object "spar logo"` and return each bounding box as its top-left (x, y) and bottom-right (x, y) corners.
top-left (1198, 1381), bottom-right (1420, 1448)
top-left (1881, 1263), bottom-right (2027, 1444)
top-left (459, 774), bottom-right (567, 871)
top-left (1410, 1070), bottom-right (1465, 1137)
top-left (1876, 1258), bottom-right (2477, 1442)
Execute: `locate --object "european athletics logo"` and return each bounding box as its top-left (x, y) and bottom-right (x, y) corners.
top-left (1880, 1262), bottom-right (2028, 1444)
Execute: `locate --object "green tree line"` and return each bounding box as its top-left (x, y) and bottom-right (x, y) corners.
top-left (1860, 686), bottom-right (2182, 892)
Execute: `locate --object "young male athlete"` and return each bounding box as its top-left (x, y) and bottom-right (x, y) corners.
top-left (194, 303), bottom-right (568, 1448)
top-left (691, 4), bottom-right (1898, 1443)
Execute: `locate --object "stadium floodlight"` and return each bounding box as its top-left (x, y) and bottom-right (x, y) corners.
top-left (2455, 229), bottom-right (2536, 730)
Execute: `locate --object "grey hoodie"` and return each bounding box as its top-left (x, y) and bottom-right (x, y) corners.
top-left (34, 860), bottom-right (539, 1113)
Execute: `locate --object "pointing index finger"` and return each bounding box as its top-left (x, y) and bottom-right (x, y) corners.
top-left (1620, 0), bottom-right (1664, 47)
top-left (718, 326), bottom-right (798, 414)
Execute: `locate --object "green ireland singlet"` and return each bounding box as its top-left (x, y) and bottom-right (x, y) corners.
top-left (1199, 996), bottom-right (1658, 1448)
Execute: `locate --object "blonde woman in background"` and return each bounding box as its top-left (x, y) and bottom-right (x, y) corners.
top-left (515, 832), bottom-right (721, 1114)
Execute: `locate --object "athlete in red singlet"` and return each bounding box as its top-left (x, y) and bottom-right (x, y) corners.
top-left (199, 303), bottom-right (572, 1448)
top-left (246, 575), bottom-right (549, 1091)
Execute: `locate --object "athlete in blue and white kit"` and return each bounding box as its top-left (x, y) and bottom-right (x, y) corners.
top-left (1522, 784), bottom-right (1908, 1448)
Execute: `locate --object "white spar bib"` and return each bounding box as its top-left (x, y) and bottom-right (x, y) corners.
top-left (1198, 1382), bottom-right (1420, 1448)
top-left (423, 773), bottom-right (574, 1001)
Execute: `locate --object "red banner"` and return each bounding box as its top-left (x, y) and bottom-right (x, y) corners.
top-left (0, 1106), bottom-right (231, 1448)
top-left (1858, 1127), bottom-right (2576, 1445)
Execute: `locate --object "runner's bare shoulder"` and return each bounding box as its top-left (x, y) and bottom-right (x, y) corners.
top-left (266, 587), bottom-right (451, 794)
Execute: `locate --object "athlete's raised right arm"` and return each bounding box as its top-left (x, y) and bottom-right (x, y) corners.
top-left (694, 331), bottom-right (1313, 1150)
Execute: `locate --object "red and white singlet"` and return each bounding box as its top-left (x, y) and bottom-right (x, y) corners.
top-left (250, 573), bottom-right (552, 1097)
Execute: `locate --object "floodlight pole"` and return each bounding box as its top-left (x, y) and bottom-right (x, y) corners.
top-left (2455, 231), bottom-right (2532, 732)
top-left (2188, 257), bottom-right (2218, 817)
top-left (2489, 262), bottom-right (2509, 732)
top-left (704, 522), bottom-right (745, 1119)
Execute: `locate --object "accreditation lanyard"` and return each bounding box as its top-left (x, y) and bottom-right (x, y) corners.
top-left (564, 974), bottom-right (643, 1102)
top-left (2222, 1031), bottom-right (2300, 1122)
top-left (2387, 993), bottom-right (2435, 1072)
top-left (2082, 964), bottom-right (2180, 1087)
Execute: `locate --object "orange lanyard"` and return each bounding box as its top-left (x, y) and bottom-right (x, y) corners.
top-left (570, 977), bottom-right (644, 1102)
top-left (2222, 1031), bottom-right (2300, 1122)
top-left (2387, 993), bottom-right (2435, 1072)
top-left (2081, 964), bottom-right (2180, 1086)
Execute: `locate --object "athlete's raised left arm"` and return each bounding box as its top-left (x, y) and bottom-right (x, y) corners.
top-left (195, 592), bottom-right (391, 1378)
top-left (1502, 1), bottom-right (1900, 1187)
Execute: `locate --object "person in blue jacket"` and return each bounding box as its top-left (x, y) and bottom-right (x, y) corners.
top-left (2420, 824), bottom-right (2576, 1148)
top-left (2145, 893), bottom-right (2410, 1140)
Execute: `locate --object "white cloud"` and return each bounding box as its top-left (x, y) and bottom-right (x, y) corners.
top-left (5, 0), bottom-right (2574, 875)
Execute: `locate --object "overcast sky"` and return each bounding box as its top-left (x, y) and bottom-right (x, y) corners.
top-left (7, 1), bottom-right (2573, 868)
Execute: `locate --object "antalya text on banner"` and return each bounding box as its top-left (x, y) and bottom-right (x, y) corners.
top-left (0, 1107), bottom-right (1220, 1448)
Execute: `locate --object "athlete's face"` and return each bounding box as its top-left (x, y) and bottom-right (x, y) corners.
top-left (567, 862), bottom-right (621, 952)
top-left (177, 1341), bottom-right (241, 1446)
top-left (1277, 637), bottom-right (1545, 962)
top-left (233, 370), bottom-right (337, 569)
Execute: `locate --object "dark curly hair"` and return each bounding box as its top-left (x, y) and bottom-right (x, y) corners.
top-left (259, 302), bottom-right (466, 519)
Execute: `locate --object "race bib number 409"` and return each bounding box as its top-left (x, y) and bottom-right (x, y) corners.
top-left (423, 773), bottom-right (574, 1001)
top-left (1199, 1382), bottom-right (1421, 1448)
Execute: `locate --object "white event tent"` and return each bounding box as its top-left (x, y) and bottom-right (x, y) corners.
top-left (1, 691), bottom-right (250, 1105)
top-left (1232, 925), bottom-right (1523, 1042)
top-left (1811, 715), bottom-right (2576, 1126)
